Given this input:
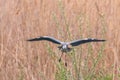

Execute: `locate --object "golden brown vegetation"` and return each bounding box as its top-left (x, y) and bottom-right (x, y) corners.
top-left (0, 0), bottom-right (120, 80)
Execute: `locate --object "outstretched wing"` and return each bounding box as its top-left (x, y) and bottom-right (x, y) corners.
top-left (69, 38), bottom-right (106, 46)
top-left (27, 36), bottom-right (62, 44)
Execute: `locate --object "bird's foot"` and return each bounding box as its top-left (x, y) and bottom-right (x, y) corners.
top-left (59, 58), bottom-right (61, 62)
top-left (65, 62), bottom-right (67, 67)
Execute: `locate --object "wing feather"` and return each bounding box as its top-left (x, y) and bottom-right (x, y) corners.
top-left (27, 36), bottom-right (62, 44)
top-left (69, 38), bottom-right (106, 46)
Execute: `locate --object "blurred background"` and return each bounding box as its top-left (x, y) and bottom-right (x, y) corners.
top-left (0, 0), bottom-right (120, 80)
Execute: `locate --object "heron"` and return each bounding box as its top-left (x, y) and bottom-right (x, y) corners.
top-left (27, 36), bottom-right (106, 62)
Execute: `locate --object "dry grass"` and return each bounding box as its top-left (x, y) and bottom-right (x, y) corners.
top-left (0, 0), bottom-right (120, 80)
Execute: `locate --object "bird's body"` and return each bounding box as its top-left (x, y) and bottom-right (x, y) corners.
top-left (27, 36), bottom-right (106, 62)
top-left (58, 43), bottom-right (72, 53)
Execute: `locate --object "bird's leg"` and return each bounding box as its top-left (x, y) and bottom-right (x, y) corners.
top-left (65, 54), bottom-right (67, 67)
top-left (59, 52), bottom-right (63, 62)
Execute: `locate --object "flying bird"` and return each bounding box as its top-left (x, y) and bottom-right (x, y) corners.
top-left (27, 36), bottom-right (106, 62)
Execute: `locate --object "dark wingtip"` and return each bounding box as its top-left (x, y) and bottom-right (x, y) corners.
top-left (93, 39), bottom-right (106, 42)
top-left (26, 38), bottom-right (42, 41)
top-left (101, 40), bottom-right (106, 41)
top-left (26, 39), bottom-right (31, 41)
top-left (26, 39), bottom-right (35, 41)
top-left (96, 39), bottom-right (106, 42)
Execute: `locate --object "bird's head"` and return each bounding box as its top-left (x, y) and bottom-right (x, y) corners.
top-left (58, 43), bottom-right (72, 53)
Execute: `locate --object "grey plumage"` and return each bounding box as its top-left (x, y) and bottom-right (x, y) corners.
top-left (27, 36), bottom-right (106, 62)
top-left (69, 38), bottom-right (105, 46)
top-left (27, 36), bottom-right (106, 53)
top-left (27, 36), bottom-right (62, 44)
